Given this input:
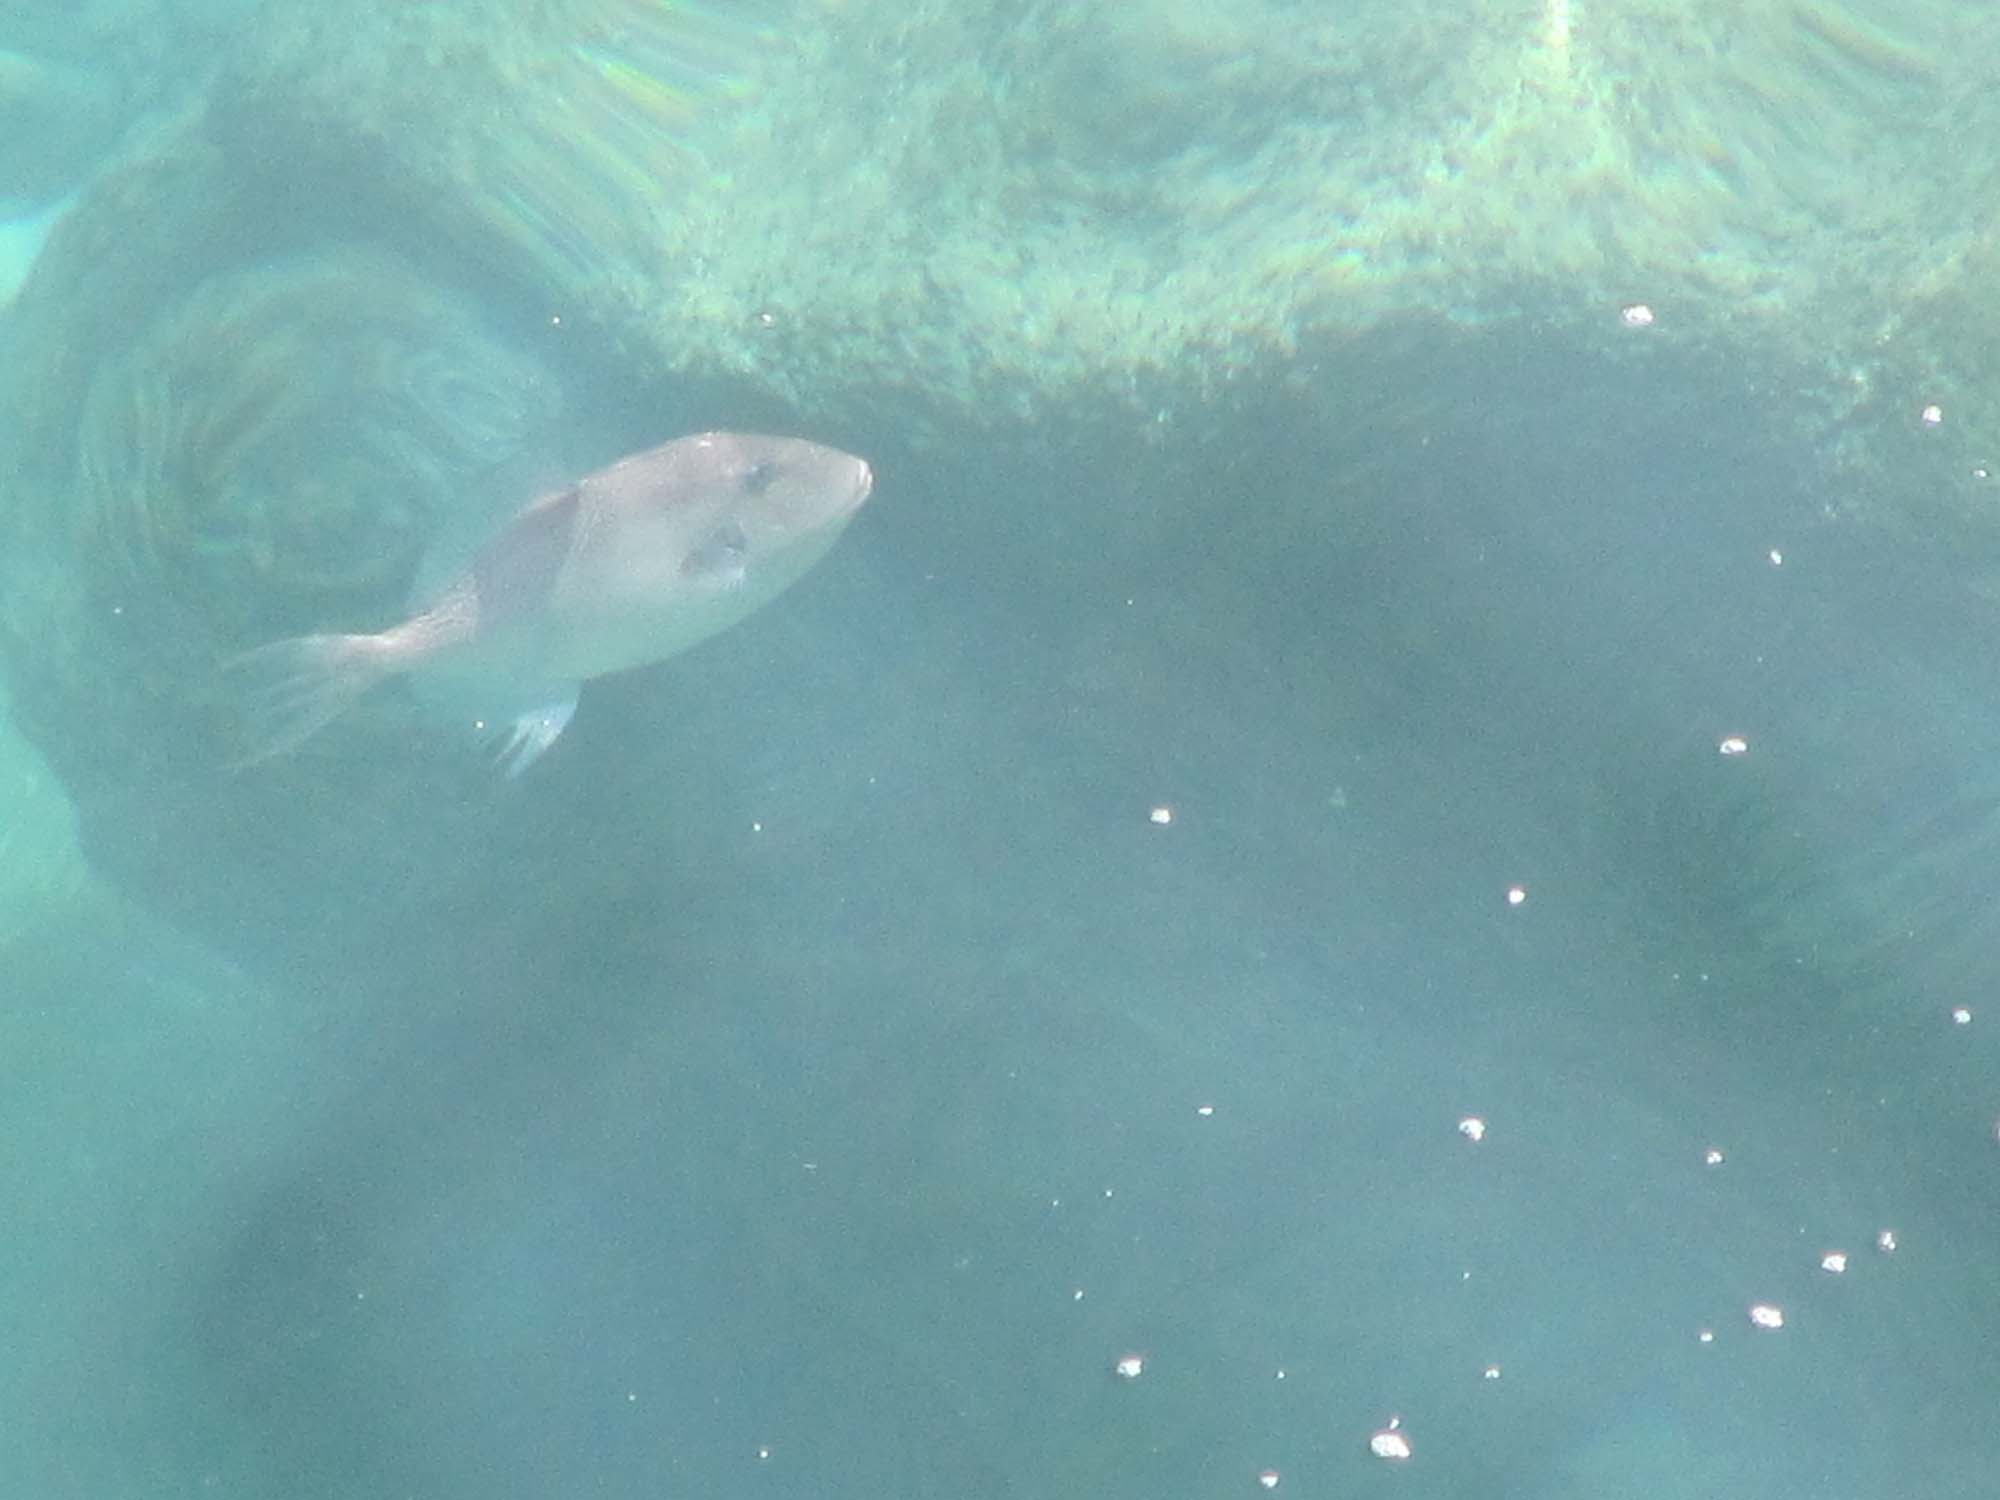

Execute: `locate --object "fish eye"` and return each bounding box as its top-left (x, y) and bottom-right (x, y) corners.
top-left (741, 459), bottom-right (777, 494)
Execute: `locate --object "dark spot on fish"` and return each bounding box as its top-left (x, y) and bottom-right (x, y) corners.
top-left (741, 459), bottom-right (776, 495)
top-left (684, 519), bottom-right (750, 579)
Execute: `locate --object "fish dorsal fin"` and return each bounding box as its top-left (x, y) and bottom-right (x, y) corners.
top-left (461, 483), bottom-right (587, 630)
top-left (408, 449), bottom-right (575, 610)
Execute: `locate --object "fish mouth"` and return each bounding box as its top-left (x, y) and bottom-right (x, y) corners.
top-left (849, 459), bottom-right (875, 510)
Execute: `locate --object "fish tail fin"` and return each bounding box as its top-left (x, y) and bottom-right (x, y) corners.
top-left (221, 631), bottom-right (396, 767)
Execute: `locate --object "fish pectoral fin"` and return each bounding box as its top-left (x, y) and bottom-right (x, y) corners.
top-left (487, 690), bottom-right (579, 778)
top-left (682, 520), bottom-right (751, 589)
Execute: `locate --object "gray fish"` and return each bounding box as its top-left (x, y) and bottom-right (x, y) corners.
top-left (229, 431), bottom-right (873, 773)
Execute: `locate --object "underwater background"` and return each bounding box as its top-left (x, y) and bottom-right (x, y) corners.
top-left (4, 1), bottom-right (2000, 1496)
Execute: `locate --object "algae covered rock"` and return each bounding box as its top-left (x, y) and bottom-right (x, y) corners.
top-left (214, 1), bottom-right (1993, 411)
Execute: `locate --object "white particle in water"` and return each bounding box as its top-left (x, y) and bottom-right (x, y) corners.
top-left (1369, 1418), bottom-right (1412, 1461)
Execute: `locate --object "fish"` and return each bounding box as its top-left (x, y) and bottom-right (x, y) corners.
top-left (227, 431), bottom-right (873, 774)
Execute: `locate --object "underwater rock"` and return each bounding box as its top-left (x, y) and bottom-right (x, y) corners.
top-left (0, 681), bottom-right (88, 945)
top-left (0, 112), bottom-right (575, 963)
top-left (2, 0), bottom-right (1998, 976)
top-left (0, 45), bottom-right (125, 211)
top-left (210, 0), bottom-right (783, 335)
top-left (68, 247), bottom-right (561, 636)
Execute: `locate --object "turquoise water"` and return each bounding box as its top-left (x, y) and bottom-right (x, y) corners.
top-left (4, 4), bottom-right (1999, 1499)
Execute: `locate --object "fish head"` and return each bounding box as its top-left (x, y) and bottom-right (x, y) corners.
top-left (666, 432), bottom-right (873, 590)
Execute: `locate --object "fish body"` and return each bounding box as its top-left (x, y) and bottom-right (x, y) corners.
top-left (231, 431), bottom-right (873, 772)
